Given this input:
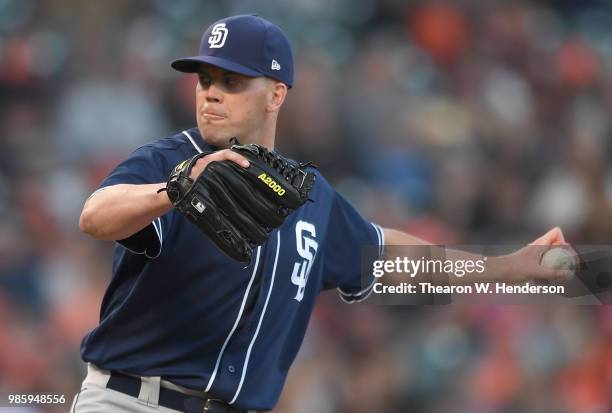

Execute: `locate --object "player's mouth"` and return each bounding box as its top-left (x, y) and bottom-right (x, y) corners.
top-left (202, 111), bottom-right (226, 121)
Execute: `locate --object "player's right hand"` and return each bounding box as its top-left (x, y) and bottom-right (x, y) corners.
top-left (188, 149), bottom-right (250, 180)
top-left (529, 226), bottom-right (568, 246)
top-left (503, 227), bottom-right (575, 283)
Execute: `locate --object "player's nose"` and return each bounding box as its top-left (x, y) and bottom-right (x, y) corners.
top-left (205, 82), bottom-right (223, 103)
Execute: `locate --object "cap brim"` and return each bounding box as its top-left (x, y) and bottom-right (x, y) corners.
top-left (171, 55), bottom-right (262, 77)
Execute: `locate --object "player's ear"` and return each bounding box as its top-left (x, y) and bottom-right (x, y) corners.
top-left (266, 81), bottom-right (287, 113)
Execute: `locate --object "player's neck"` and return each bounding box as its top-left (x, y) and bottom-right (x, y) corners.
top-left (244, 120), bottom-right (276, 150)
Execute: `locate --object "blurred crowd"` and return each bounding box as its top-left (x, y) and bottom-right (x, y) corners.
top-left (1, 0), bottom-right (612, 412)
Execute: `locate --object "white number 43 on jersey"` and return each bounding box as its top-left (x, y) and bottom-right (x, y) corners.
top-left (291, 221), bottom-right (318, 302)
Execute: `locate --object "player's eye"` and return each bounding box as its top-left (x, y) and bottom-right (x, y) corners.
top-left (223, 76), bottom-right (241, 89)
top-left (198, 76), bottom-right (211, 89)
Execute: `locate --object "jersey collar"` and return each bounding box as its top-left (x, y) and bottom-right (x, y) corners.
top-left (182, 127), bottom-right (220, 153)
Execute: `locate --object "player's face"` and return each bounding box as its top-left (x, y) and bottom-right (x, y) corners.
top-left (195, 64), bottom-right (271, 147)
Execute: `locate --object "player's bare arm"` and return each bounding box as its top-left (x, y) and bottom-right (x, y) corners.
top-left (383, 226), bottom-right (572, 283)
top-left (79, 149), bottom-right (250, 241)
top-left (79, 183), bottom-right (172, 241)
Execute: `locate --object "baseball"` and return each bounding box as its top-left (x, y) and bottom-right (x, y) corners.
top-left (541, 247), bottom-right (578, 279)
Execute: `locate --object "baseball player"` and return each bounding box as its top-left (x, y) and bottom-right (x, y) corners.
top-left (74, 14), bottom-right (569, 413)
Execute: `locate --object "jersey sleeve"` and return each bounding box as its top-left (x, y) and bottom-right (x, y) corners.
top-left (93, 144), bottom-right (172, 259)
top-left (321, 190), bottom-right (385, 303)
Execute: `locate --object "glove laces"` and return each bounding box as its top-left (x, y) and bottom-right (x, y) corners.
top-left (230, 137), bottom-right (314, 188)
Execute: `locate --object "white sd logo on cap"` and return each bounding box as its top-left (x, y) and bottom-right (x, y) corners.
top-left (208, 23), bottom-right (228, 48)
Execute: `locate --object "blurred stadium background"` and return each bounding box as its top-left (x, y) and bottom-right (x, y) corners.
top-left (2, 0), bottom-right (612, 412)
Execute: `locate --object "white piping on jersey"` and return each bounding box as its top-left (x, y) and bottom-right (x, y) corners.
top-left (204, 247), bottom-right (262, 392)
top-left (338, 277), bottom-right (376, 304)
top-left (182, 130), bottom-right (203, 153)
top-left (337, 223), bottom-right (384, 303)
top-left (152, 217), bottom-right (163, 248)
top-left (374, 224), bottom-right (385, 258)
top-left (230, 231), bottom-right (281, 404)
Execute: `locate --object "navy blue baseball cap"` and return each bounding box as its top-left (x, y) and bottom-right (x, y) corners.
top-left (171, 14), bottom-right (294, 88)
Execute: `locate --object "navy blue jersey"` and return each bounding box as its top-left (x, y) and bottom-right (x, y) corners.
top-left (80, 128), bottom-right (384, 411)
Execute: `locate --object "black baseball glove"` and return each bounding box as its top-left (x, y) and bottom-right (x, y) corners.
top-left (162, 138), bottom-right (316, 263)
